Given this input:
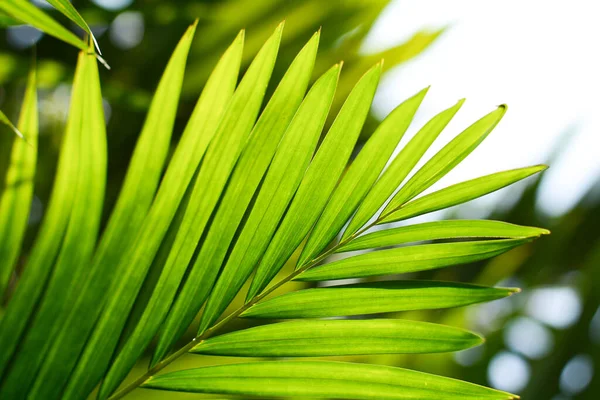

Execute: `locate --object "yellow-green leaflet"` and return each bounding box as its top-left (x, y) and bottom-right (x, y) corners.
top-left (60, 23), bottom-right (205, 400)
top-left (142, 361), bottom-right (517, 399)
top-left (192, 319), bottom-right (482, 356)
top-left (342, 99), bottom-right (464, 239)
top-left (242, 280), bottom-right (520, 319)
top-left (0, 109), bottom-right (25, 140)
top-left (35, 23), bottom-right (224, 400)
top-left (296, 238), bottom-right (530, 282)
top-left (101, 29), bottom-right (314, 398)
top-left (381, 165), bottom-right (548, 223)
top-left (1, 50), bottom-right (106, 398)
top-left (383, 105), bottom-right (507, 215)
top-left (143, 23), bottom-right (281, 370)
top-left (338, 219), bottom-right (549, 253)
top-left (296, 87), bottom-right (428, 268)
top-left (0, 67), bottom-right (37, 298)
top-left (45, 0), bottom-right (101, 54)
top-left (0, 0), bottom-right (87, 51)
top-left (247, 62), bottom-right (382, 300)
top-left (196, 63), bottom-right (339, 336)
top-left (0, 53), bottom-right (80, 377)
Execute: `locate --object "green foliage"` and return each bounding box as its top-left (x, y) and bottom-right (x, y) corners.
top-left (0, 68), bottom-right (37, 298)
top-left (0, 2), bottom-right (548, 400)
top-left (142, 361), bottom-right (518, 399)
top-left (0, 0), bottom-right (87, 50)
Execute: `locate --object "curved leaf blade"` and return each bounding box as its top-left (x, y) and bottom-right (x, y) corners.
top-left (192, 319), bottom-right (483, 357)
top-left (142, 361), bottom-right (517, 399)
top-left (0, 53), bottom-right (82, 377)
top-left (242, 280), bottom-right (519, 319)
top-left (338, 219), bottom-right (549, 253)
top-left (0, 109), bottom-right (25, 140)
top-left (381, 165), bottom-right (547, 223)
top-left (247, 62), bottom-right (382, 299)
top-left (297, 87), bottom-right (428, 268)
top-left (0, 66), bottom-right (37, 298)
top-left (1, 50), bottom-right (106, 398)
top-left (383, 105), bottom-right (507, 215)
top-left (296, 238), bottom-right (531, 281)
top-left (342, 99), bottom-right (464, 239)
top-left (45, 0), bottom-right (101, 54)
top-left (0, 0), bottom-right (87, 50)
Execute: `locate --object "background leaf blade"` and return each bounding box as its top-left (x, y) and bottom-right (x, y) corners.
top-left (0, 66), bottom-right (37, 298)
top-left (0, 0), bottom-right (87, 50)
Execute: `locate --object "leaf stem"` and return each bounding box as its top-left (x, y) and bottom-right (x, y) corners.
top-left (108, 220), bottom-right (377, 400)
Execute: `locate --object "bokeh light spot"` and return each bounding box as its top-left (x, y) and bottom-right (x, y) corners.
top-left (488, 351), bottom-right (530, 393)
top-left (504, 316), bottom-right (554, 359)
top-left (6, 26), bottom-right (43, 49)
top-left (525, 286), bottom-right (582, 329)
top-left (559, 354), bottom-right (594, 395)
top-left (110, 11), bottom-right (144, 49)
top-left (92, 0), bottom-right (134, 11)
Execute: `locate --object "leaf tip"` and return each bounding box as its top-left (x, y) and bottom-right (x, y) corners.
top-left (236, 29), bottom-right (246, 43)
top-left (96, 54), bottom-right (111, 70)
top-left (508, 287), bottom-right (522, 295)
top-left (537, 164), bottom-right (550, 172)
top-left (496, 103), bottom-right (508, 116)
top-left (276, 20), bottom-right (286, 33)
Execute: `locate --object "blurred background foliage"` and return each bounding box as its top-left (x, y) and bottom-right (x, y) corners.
top-left (1, 1), bottom-right (598, 399)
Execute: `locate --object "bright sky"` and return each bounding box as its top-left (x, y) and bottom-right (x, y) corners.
top-left (363, 0), bottom-right (600, 217)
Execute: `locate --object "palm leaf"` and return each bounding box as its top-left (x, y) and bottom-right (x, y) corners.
top-left (0, 20), bottom-right (548, 400)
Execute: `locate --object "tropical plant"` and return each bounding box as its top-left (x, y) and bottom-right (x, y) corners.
top-left (0, 1), bottom-right (549, 399)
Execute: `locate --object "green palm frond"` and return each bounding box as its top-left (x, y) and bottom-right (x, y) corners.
top-left (0, 10), bottom-right (549, 400)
